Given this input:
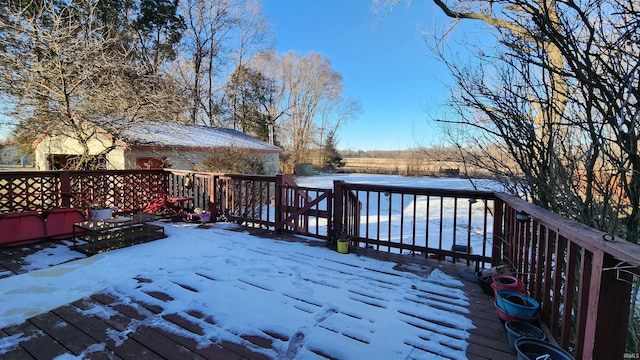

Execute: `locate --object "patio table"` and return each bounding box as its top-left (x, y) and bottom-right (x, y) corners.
top-left (72, 213), bottom-right (166, 255)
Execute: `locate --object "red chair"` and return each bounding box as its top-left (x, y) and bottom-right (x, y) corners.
top-left (142, 197), bottom-right (179, 217)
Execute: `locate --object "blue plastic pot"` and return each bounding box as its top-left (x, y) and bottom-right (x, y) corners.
top-left (515, 338), bottom-right (574, 360)
top-left (496, 290), bottom-right (540, 318)
top-left (505, 320), bottom-right (546, 350)
top-left (495, 301), bottom-right (537, 323)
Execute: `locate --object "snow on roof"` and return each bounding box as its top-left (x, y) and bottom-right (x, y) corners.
top-left (121, 121), bottom-right (281, 152)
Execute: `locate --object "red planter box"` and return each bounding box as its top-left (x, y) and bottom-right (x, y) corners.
top-left (0, 211), bottom-right (47, 246)
top-left (43, 208), bottom-right (86, 239)
top-left (0, 208), bottom-right (87, 246)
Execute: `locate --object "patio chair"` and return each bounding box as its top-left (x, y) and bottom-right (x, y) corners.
top-left (141, 197), bottom-right (179, 217)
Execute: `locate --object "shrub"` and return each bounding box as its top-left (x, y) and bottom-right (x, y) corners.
top-left (202, 147), bottom-right (265, 175)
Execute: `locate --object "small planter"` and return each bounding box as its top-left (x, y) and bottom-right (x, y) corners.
top-left (496, 290), bottom-right (539, 318)
top-left (91, 208), bottom-right (113, 221)
top-left (514, 338), bottom-right (574, 360)
top-left (476, 270), bottom-right (494, 295)
top-left (495, 301), bottom-right (537, 323)
top-left (337, 239), bottom-right (349, 254)
top-left (505, 320), bottom-right (546, 350)
top-left (474, 261), bottom-right (494, 295)
top-left (492, 274), bottom-right (526, 293)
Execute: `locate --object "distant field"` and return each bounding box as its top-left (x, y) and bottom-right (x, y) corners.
top-left (340, 157), bottom-right (490, 177)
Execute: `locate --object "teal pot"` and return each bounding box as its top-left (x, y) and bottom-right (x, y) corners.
top-left (496, 290), bottom-right (540, 318)
top-left (515, 338), bottom-right (574, 360)
top-left (494, 301), bottom-right (537, 323)
top-left (505, 320), bottom-right (546, 350)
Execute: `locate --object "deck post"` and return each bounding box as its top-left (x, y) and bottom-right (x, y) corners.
top-left (491, 197), bottom-right (504, 266)
top-left (209, 175), bottom-right (218, 223)
top-left (275, 174), bottom-right (284, 232)
top-left (327, 188), bottom-right (334, 242)
top-left (60, 171), bottom-right (71, 208)
top-left (332, 180), bottom-right (344, 243)
top-left (591, 253), bottom-right (633, 360)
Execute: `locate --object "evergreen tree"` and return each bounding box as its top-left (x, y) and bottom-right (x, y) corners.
top-left (226, 64), bottom-right (275, 143)
top-left (323, 130), bottom-right (344, 172)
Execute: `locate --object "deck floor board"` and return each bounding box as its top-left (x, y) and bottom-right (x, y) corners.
top-left (0, 234), bottom-right (519, 359)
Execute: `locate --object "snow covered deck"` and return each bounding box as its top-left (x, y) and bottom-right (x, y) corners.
top-left (0, 222), bottom-right (515, 359)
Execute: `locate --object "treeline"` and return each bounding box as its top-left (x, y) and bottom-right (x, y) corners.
top-left (340, 147), bottom-right (464, 161)
top-left (336, 147), bottom-right (493, 178)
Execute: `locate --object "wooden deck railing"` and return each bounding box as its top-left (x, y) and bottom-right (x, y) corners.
top-left (1, 170), bottom-right (640, 358)
top-left (495, 192), bottom-right (640, 359)
top-left (0, 170), bottom-right (169, 213)
top-left (332, 180), bottom-right (497, 267)
top-left (331, 181), bottom-right (640, 359)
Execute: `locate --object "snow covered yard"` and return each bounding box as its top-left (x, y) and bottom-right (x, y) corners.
top-left (0, 220), bottom-right (496, 359)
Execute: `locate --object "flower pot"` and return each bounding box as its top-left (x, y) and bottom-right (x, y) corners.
top-left (492, 274), bottom-right (526, 293)
top-left (496, 290), bottom-right (539, 318)
top-left (91, 208), bottom-right (113, 221)
top-left (337, 239), bottom-right (349, 254)
top-left (476, 270), bottom-right (494, 295)
top-left (505, 320), bottom-right (546, 350)
top-left (515, 338), bottom-right (574, 360)
top-left (495, 302), bottom-right (537, 323)
top-left (475, 261), bottom-right (494, 295)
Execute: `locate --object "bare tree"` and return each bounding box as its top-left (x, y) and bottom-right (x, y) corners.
top-left (255, 52), bottom-right (342, 172)
top-left (0, 0), bottom-right (184, 169)
top-left (175, 0), bottom-right (232, 126)
top-left (252, 51), bottom-right (357, 173)
top-left (174, 0), bottom-right (270, 127)
top-left (381, 2), bottom-right (640, 355)
top-left (377, 0), bottom-right (640, 241)
top-left (317, 96), bottom-right (361, 146)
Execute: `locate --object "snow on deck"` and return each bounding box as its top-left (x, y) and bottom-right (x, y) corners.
top-left (0, 222), bottom-right (476, 359)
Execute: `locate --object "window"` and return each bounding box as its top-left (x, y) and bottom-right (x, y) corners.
top-left (48, 154), bottom-right (107, 170)
top-left (136, 157), bottom-right (169, 169)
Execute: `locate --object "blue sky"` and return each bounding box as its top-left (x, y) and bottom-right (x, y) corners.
top-left (0, 1), bottom-right (479, 151)
top-left (261, 0), bottom-right (458, 151)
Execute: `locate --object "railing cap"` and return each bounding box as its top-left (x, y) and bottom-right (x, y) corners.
top-left (496, 192), bottom-right (640, 267)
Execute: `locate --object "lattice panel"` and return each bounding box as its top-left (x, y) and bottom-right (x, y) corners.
top-left (70, 174), bottom-right (112, 207)
top-left (120, 172), bottom-right (169, 210)
top-left (0, 173), bottom-right (62, 212)
top-left (0, 171), bottom-right (171, 215)
top-left (67, 171), bottom-right (168, 211)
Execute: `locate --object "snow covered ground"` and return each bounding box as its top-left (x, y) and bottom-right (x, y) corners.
top-left (294, 174), bottom-right (499, 191)
top-left (1, 223), bottom-right (476, 359)
top-left (0, 174), bottom-right (500, 359)
top-left (296, 174), bottom-right (503, 256)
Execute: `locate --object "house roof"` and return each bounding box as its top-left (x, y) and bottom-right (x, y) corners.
top-left (121, 121), bottom-right (282, 152)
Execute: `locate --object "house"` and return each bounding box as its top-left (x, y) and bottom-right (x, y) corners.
top-left (32, 120), bottom-right (282, 174)
top-left (0, 141), bottom-right (29, 165)
top-left (0, 141), bottom-right (18, 165)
